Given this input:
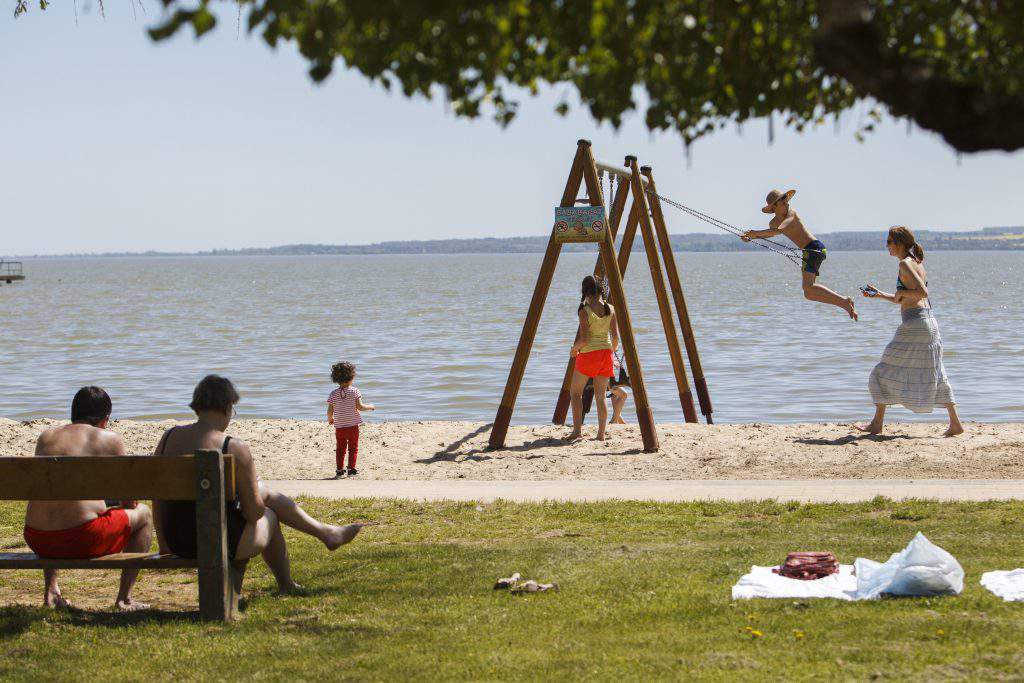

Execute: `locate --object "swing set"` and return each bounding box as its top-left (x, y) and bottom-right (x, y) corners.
top-left (489, 140), bottom-right (713, 454)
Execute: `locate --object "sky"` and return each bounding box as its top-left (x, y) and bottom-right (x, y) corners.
top-left (2, 3), bottom-right (1023, 256)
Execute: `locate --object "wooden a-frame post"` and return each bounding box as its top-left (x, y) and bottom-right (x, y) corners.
top-left (551, 155), bottom-right (634, 425)
top-left (552, 157), bottom-right (709, 425)
top-left (489, 140), bottom-right (659, 453)
top-left (626, 157), bottom-right (698, 423)
top-left (642, 165), bottom-right (713, 423)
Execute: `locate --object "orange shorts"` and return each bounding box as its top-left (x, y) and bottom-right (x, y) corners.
top-left (574, 349), bottom-right (614, 378)
top-left (24, 508), bottom-right (131, 559)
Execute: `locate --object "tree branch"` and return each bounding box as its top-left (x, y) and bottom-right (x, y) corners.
top-left (814, 0), bottom-right (1024, 153)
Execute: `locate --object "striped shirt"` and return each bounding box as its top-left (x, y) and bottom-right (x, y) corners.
top-left (328, 386), bottom-right (363, 428)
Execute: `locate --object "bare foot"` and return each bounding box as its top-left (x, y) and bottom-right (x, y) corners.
top-left (44, 593), bottom-right (72, 610)
top-left (324, 523), bottom-right (363, 551)
top-left (844, 297), bottom-right (859, 321)
top-left (943, 425), bottom-right (965, 438)
top-left (564, 431), bottom-right (583, 442)
top-left (595, 432), bottom-right (606, 441)
top-left (276, 582), bottom-right (308, 596)
top-left (115, 598), bottom-right (150, 612)
top-left (611, 418), bottom-right (626, 425)
top-left (855, 422), bottom-right (882, 435)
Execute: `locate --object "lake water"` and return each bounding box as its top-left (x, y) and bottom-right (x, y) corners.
top-left (0, 252), bottom-right (1020, 424)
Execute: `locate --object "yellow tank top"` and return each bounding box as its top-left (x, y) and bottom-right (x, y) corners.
top-left (581, 305), bottom-right (613, 353)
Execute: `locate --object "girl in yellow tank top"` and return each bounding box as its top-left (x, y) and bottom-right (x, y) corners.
top-left (580, 306), bottom-right (613, 353)
top-left (568, 275), bottom-right (619, 442)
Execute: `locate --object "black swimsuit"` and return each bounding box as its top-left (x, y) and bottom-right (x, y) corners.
top-left (157, 428), bottom-right (247, 560)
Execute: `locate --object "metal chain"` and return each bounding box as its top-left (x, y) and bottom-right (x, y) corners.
top-left (645, 189), bottom-right (820, 266)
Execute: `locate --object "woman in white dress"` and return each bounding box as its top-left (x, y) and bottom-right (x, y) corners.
top-left (857, 226), bottom-right (964, 437)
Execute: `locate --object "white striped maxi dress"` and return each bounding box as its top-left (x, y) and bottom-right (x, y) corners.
top-left (868, 306), bottom-right (955, 412)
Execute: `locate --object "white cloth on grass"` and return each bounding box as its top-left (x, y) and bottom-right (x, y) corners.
top-left (980, 569), bottom-right (1024, 602)
top-left (731, 564), bottom-right (858, 601)
top-left (732, 533), bottom-right (963, 601)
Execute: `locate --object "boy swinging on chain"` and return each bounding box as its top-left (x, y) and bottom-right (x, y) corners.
top-left (742, 189), bottom-right (858, 321)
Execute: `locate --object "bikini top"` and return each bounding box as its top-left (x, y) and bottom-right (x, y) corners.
top-left (158, 426), bottom-right (232, 457)
top-left (157, 428), bottom-right (240, 515)
top-left (896, 276), bottom-right (928, 291)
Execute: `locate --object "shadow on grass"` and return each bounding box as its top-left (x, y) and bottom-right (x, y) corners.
top-left (0, 604), bottom-right (202, 638)
top-left (794, 433), bottom-right (916, 446)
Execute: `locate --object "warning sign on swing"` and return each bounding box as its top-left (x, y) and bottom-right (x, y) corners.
top-left (553, 206), bottom-right (606, 243)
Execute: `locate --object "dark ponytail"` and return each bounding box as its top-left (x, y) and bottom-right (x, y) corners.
top-left (579, 275), bottom-right (610, 315)
top-left (888, 226), bottom-right (924, 263)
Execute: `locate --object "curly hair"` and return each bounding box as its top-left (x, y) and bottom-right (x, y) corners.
top-left (331, 361), bottom-right (356, 385)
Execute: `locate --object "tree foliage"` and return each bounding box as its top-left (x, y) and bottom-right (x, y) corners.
top-left (18, 1), bottom-right (1024, 153)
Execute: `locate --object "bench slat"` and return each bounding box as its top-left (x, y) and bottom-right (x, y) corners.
top-left (0, 552), bottom-right (199, 569)
top-left (0, 455), bottom-right (236, 501)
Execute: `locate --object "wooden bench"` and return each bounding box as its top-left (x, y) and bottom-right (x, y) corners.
top-left (0, 450), bottom-right (242, 621)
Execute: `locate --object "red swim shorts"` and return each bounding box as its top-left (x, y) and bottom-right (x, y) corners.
top-left (24, 508), bottom-right (131, 559)
top-left (574, 349), bottom-right (614, 378)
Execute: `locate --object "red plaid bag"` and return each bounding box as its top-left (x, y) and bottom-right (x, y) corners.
top-left (772, 552), bottom-right (839, 580)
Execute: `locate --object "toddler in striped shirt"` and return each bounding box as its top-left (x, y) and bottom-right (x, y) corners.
top-left (328, 361), bottom-right (375, 478)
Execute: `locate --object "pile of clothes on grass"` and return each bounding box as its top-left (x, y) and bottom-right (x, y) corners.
top-left (773, 552), bottom-right (839, 581)
top-left (732, 533), bottom-right (966, 601)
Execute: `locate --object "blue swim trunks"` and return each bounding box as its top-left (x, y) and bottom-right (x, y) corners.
top-left (801, 239), bottom-right (827, 275)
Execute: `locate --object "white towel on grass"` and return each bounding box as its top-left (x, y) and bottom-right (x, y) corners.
top-left (731, 564), bottom-right (859, 601)
top-left (733, 534), bottom-right (963, 602)
top-left (981, 569), bottom-right (1024, 602)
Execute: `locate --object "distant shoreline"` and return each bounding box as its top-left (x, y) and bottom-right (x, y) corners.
top-left (8, 226), bottom-right (1024, 259)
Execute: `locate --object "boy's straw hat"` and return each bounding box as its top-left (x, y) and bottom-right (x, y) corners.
top-left (761, 188), bottom-right (796, 213)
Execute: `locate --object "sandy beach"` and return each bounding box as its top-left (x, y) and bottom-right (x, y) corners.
top-left (2, 418), bottom-right (1021, 481)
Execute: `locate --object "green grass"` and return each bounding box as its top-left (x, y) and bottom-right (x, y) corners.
top-left (2, 498), bottom-right (1023, 681)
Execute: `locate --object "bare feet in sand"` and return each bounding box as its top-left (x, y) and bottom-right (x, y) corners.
top-left (115, 598), bottom-right (150, 612)
top-left (564, 431), bottom-right (583, 442)
top-left (324, 523), bottom-right (363, 551)
top-left (596, 431), bottom-right (606, 441)
top-left (855, 422), bottom-right (882, 435)
top-left (944, 425), bottom-right (965, 438)
top-left (844, 297), bottom-right (859, 321)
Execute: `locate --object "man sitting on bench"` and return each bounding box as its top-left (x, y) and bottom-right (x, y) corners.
top-left (23, 386), bottom-right (154, 611)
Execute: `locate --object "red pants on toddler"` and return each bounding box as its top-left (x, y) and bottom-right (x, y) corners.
top-left (335, 425), bottom-right (359, 470)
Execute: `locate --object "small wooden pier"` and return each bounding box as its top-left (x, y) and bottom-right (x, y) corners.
top-left (0, 261), bottom-right (25, 284)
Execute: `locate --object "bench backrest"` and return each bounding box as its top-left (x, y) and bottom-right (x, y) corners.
top-left (0, 453), bottom-right (236, 501)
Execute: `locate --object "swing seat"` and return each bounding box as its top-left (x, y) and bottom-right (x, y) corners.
top-left (610, 366), bottom-right (630, 388)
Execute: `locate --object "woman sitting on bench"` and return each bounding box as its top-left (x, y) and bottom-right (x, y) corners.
top-left (153, 375), bottom-right (361, 594)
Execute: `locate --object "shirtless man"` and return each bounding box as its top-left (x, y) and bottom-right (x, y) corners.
top-left (742, 189), bottom-right (858, 321)
top-left (24, 386), bottom-right (153, 611)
